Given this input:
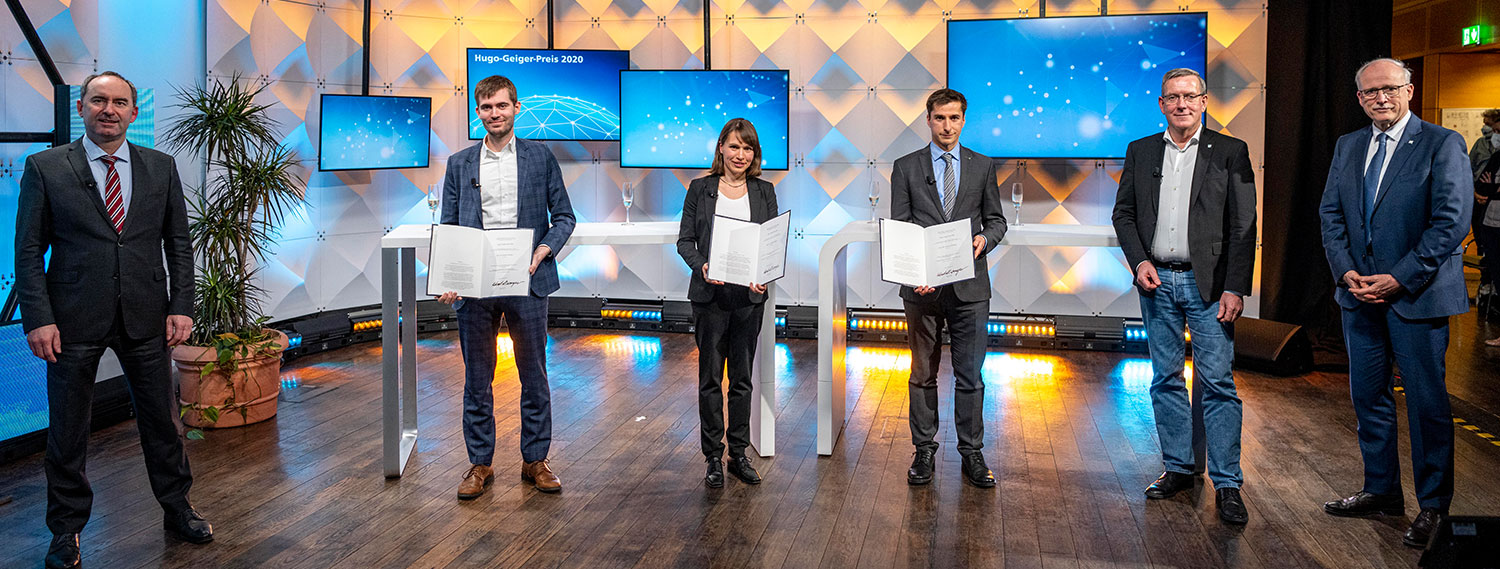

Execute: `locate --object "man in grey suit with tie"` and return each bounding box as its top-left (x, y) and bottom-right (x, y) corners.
top-left (1319, 58), bottom-right (1471, 549)
top-left (15, 71), bottom-right (211, 569)
top-left (891, 88), bottom-right (1007, 488)
top-left (1112, 68), bottom-right (1258, 525)
top-left (437, 74), bottom-right (576, 499)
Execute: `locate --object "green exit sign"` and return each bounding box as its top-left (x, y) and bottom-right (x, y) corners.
top-left (1463, 25), bottom-right (1484, 46)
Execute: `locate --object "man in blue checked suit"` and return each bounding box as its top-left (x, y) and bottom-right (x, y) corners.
top-left (1318, 58), bottom-right (1471, 549)
top-left (437, 74), bottom-right (576, 498)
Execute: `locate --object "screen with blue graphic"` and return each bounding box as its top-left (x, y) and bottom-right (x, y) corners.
top-left (67, 85), bottom-right (157, 148)
top-left (948, 13), bottom-right (1208, 159)
top-left (317, 94), bottom-right (431, 171)
top-left (0, 323), bottom-right (49, 444)
top-left (466, 48), bottom-right (630, 141)
top-left (619, 70), bottom-right (790, 170)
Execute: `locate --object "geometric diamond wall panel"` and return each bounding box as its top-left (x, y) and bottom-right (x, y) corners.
top-left (194, 0), bottom-right (1266, 320)
top-left (2, 0), bottom-right (1262, 319)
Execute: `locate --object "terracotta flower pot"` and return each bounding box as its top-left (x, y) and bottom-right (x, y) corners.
top-left (172, 329), bottom-right (288, 428)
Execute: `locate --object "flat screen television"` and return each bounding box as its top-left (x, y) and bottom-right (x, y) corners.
top-left (619, 69), bottom-right (790, 170)
top-left (317, 94), bottom-right (432, 172)
top-left (947, 13), bottom-right (1208, 159)
top-left (465, 48), bottom-right (630, 141)
top-left (0, 323), bottom-right (50, 446)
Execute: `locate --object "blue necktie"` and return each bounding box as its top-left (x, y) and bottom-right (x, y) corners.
top-left (1362, 133), bottom-right (1388, 238)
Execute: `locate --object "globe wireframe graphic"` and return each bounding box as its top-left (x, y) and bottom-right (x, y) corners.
top-left (511, 94), bottom-right (620, 140)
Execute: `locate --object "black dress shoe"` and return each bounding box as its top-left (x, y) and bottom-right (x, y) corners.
top-left (1216, 488), bottom-right (1249, 525)
top-left (907, 447), bottom-right (936, 485)
top-left (164, 507), bottom-right (214, 544)
top-left (727, 456), bottom-right (761, 485)
top-left (705, 458), bottom-right (724, 488)
top-left (1323, 491), bottom-right (1404, 517)
top-left (44, 533), bottom-right (80, 569)
top-left (961, 452), bottom-right (996, 488)
top-left (1144, 471), bottom-right (1195, 499)
top-left (1403, 508), bottom-right (1444, 548)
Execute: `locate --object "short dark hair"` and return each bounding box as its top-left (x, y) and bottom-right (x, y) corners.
top-left (80, 71), bottom-right (138, 106)
top-left (709, 118), bottom-right (763, 179)
top-left (926, 89), bottom-right (966, 115)
top-left (474, 75), bottom-right (518, 105)
top-left (1483, 109), bottom-right (1500, 124)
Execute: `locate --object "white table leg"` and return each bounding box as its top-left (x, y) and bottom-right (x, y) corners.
top-left (818, 245), bottom-right (849, 456)
top-left (749, 289), bottom-right (777, 457)
top-left (399, 247), bottom-right (418, 471)
top-left (383, 246), bottom-right (419, 477)
top-left (382, 248), bottom-right (401, 476)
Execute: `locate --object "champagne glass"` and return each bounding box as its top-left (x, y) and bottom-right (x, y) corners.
top-left (621, 182), bottom-right (635, 225)
top-left (426, 183), bottom-right (440, 224)
top-left (868, 176), bottom-right (881, 222)
top-left (1010, 182), bottom-right (1024, 226)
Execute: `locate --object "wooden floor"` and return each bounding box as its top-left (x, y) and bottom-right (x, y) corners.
top-left (2, 321), bottom-right (1500, 569)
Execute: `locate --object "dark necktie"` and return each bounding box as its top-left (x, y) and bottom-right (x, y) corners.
top-left (941, 152), bottom-right (956, 220)
top-left (101, 155), bottom-right (125, 233)
top-left (1362, 132), bottom-right (1388, 238)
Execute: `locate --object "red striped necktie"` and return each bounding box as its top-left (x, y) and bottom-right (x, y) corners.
top-left (100, 155), bottom-right (125, 233)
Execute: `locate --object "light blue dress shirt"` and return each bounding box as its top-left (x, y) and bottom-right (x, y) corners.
top-left (929, 141), bottom-right (962, 212)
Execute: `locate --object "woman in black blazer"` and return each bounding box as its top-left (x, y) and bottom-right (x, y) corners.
top-left (676, 118), bottom-right (779, 488)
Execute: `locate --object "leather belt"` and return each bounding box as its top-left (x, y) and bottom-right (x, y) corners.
top-left (1154, 260), bottom-right (1192, 272)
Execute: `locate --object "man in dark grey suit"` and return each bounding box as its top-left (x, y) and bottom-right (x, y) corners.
top-left (1111, 68), bottom-right (1257, 525)
top-left (436, 75), bottom-right (576, 499)
top-left (15, 71), bottom-right (210, 569)
top-left (890, 88), bottom-right (1007, 488)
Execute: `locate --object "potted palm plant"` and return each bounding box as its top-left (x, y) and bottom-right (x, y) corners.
top-left (161, 74), bottom-right (305, 431)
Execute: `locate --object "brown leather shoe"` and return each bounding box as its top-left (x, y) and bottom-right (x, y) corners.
top-left (521, 459), bottom-right (562, 493)
top-left (456, 464), bottom-right (494, 500)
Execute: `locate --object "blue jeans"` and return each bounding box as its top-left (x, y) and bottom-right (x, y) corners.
top-left (1139, 267), bottom-right (1243, 489)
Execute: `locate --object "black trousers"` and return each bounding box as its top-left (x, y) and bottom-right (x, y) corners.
top-left (903, 286), bottom-right (989, 454)
top-left (1479, 221), bottom-right (1499, 287)
top-left (692, 285), bottom-right (765, 460)
top-left (45, 310), bottom-right (193, 535)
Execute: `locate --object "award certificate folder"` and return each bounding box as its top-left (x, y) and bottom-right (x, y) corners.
top-left (426, 224), bottom-right (535, 298)
top-left (878, 218), bottom-right (976, 288)
top-left (706, 211), bottom-right (791, 287)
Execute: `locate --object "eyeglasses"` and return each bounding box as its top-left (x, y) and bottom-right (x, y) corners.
top-left (1160, 93), bottom-right (1206, 105)
top-left (1357, 84), bottom-right (1409, 100)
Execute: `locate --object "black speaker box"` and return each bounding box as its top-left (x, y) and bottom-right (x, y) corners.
top-left (1419, 515), bottom-right (1500, 568)
top-left (1233, 317), bottom-right (1313, 376)
top-left (292, 313), bottom-right (352, 339)
top-left (549, 297), bottom-right (605, 318)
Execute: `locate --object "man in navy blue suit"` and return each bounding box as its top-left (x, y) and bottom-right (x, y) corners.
top-left (437, 75), bottom-right (576, 498)
top-left (1318, 58), bottom-right (1472, 549)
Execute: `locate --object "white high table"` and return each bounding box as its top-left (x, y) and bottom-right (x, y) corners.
top-left (380, 222), bottom-right (778, 477)
top-left (816, 221), bottom-right (1121, 455)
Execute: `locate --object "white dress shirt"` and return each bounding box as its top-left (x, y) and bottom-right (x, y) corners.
top-left (1151, 123), bottom-right (1202, 264)
top-left (82, 136), bottom-right (133, 220)
top-left (479, 135), bottom-right (519, 229)
top-left (1363, 110), bottom-right (1413, 204)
